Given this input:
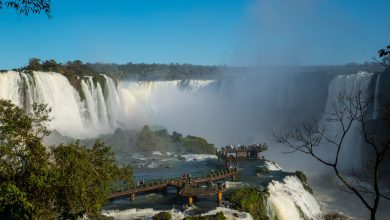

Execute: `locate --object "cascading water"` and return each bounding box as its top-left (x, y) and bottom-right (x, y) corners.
top-left (0, 71), bottom-right (87, 137)
top-left (0, 71), bottom-right (332, 219)
top-left (0, 71), bottom-right (216, 138)
top-left (319, 72), bottom-right (375, 172)
top-left (267, 176), bottom-right (322, 220)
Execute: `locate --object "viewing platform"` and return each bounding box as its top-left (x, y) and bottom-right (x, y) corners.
top-left (217, 144), bottom-right (267, 160)
top-left (109, 168), bottom-right (238, 206)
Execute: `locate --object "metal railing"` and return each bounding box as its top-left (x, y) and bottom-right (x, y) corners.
top-left (109, 168), bottom-right (238, 199)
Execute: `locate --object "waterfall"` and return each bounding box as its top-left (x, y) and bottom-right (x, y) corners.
top-left (0, 71), bottom-right (215, 138)
top-left (267, 176), bottom-right (322, 220)
top-left (116, 79), bottom-right (216, 128)
top-left (102, 75), bottom-right (121, 126)
top-left (319, 72), bottom-right (375, 172)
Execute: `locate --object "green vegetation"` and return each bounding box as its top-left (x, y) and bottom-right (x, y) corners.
top-left (86, 62), bottom-right (221, 81)
top-left (294, 171), bottom-right (313, 194)
top-left (226, 187), bottom-right (269, 220)
top-left (135, 125), bottom-right (216, 154)
top-left (153, 211), bottom-right (172, 220)
top-left (256, 166), bottom-right (270, 175)
top-left (323, 213), bottom-right (352, 220)
top-left (81, 125), bottom-right (216, 156)
top-left (19, 58), bottom-right (221, 82)
top-left (0, 99), bottom-right (133, 219)
top-left (184, 212), bottom-right (226, 220)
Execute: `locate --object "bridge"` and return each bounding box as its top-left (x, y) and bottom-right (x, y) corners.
top-left (109, 168), bottom-right (238, 206)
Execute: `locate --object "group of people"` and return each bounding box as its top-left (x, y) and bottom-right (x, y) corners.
top-left (136, 178), bottom-right (145, 186)
top-left (182, 173), bottom-right (192, 184)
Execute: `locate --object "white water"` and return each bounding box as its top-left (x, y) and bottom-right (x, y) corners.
top-left (0, 71), bottom-right (87, 137)
top-left (116, 80), bottom-right (215, 130)
top-left (101, 175), bottom-right (321, 220)
top-left (102, 207), bottom-right (253, 220)
top-left (179, 154), bottom-right (218, 161)
top-left (264, 160), bottom-right (283, 171)
top-left (267, 176), bottom-right (322, 220)
top-left (0, 71), bottom-right (215, 138)
top-left (319, 71), bottom-right (375, 172)
top-left (102, 208), bottom-right (185, 220)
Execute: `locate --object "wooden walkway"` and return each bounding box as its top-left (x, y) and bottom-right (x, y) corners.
top-left (109, 168), bottom-right (238, 200)
top-left (180, 184), bottom-right (227, 197)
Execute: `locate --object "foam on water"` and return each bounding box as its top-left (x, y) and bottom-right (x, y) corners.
top-left (102, 207), bottom-right (252, 220)
top-left (264, 161), bottom-right (283, 171)
top-left (179, 154), bottom-right (218, 161)
top-left (267, 176), bottom-right (322, 220)
top-left (203, 207), bottom-right (253, 220)
top-left (102, 208), bottom-right (184, 220)
top-left (152, 151), bottom-right (164, 156)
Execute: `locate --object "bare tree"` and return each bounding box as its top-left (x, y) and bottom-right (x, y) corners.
top-left (275, 83), bottom-right (390, 220)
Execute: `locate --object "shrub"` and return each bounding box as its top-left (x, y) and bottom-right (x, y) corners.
top-left (226, 187), bottom-right (269, 220)
top-left (153, 211), bottom-right (172, 220)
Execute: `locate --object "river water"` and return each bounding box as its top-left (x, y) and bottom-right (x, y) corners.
top-left (103, 153), bottom-right (292, 219)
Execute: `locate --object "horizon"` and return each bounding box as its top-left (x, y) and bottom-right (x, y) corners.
top-left (0, 57), bottom-right (384, 71)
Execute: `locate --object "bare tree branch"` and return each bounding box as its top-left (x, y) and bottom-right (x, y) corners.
top-left (274, 81), bottom-right (390, 220)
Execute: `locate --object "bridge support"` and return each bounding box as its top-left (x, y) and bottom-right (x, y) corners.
top-left (188, 196), bottom-right (193, 206)
top-left (162, 187), bottom-right (168, 194)
top-left (130, 193), bottom-right (135, 202)
top-left (231, 175), bottom-right (237, 181)
top-left (217, 191), bottom-right (223, 205)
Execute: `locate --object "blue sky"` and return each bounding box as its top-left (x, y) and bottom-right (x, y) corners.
top-left (0, 0), bottom-right (389, 69)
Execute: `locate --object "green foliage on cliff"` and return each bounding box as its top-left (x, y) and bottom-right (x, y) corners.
top-left (82, 125), bottom-right (216, 156)
top-left (226, 187), bottom-right (269, 220)
top-left (294, 171), bottom-right (313, 194)
top-left (256, 166), bottom-right (270, 174)
top-left (135, 125), bottom-right (216, 154)
top-left (184, 212), bottom-right (225, 220)
top-left (153, 211), bottom-right (172, 220)
top-left (0, 100), bottom-right (133, 219)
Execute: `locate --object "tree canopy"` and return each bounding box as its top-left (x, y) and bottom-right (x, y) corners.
top-left (378, 45), bottom-right (390, 58)
top-left (0, 99), bottom-right (133, 219)
top-left (0, 0), bottom-right (51, 17)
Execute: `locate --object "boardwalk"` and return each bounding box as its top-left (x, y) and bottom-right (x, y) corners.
top-left (109, 167), bottom-right (238, 205)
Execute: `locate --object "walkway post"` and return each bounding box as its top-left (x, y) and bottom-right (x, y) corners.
top-left (217, 191), bottom-right (223, 205)
top-left (130, 193), bottom-right (135, 202)
top-left (188, 196), bottom-right (193, 206)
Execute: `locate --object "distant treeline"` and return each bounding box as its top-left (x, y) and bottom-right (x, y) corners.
top-left (6, 58), bottom-right (385, 82)
top-left (17, 58), bottom-right (223, 81)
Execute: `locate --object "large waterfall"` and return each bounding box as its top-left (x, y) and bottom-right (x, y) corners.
top-left (0, 70), bottom-right (381, 149)
top-left (0, 71), bottom-right (215, 138)
top-left (319, 72), bottom-right (375, 172)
